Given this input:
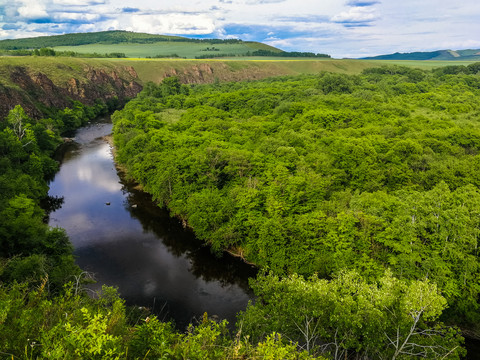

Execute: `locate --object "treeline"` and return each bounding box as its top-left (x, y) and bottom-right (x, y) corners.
top-left (0, 47), bottom-right (126, 58)
top-left (145, 53), bottom-right (185, 59)
top-left (248, 49), bottom-right (331, 58)
top-left (111, 63), bottom-right (480, 348)
top-left (195, 49), bottom-right (331, 59)
top-left (195, 52), bottom-right (240, 59)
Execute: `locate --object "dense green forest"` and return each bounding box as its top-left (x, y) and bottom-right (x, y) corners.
top-left (109, 64), bottom-right (480, 357)
top-left (2, 63), bottom-right (480, 359)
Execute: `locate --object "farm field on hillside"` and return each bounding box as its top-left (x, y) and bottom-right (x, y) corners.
top-left (52, 41), bottom-right (278, 58)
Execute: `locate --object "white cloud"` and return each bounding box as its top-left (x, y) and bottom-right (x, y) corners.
top-left (264, 38), bottom-right (293, 48)
top-left (246, 0), bottom-right (286, 4)
top-left (125, 13), bottom-right (216, 35)
top-left (331, 6), bottom-right (379, 24)
top-left (17, 2), bottom-right (48, 19)
top-left (53, 11), bottom-right (103, 22)
top-left (53, 0), bottom-right (105, 5)
top-left (1, 0), bottom-right (480, 58)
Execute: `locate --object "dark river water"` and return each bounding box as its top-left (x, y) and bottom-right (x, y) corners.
top-left (47, 117), bottom-right (256, 329)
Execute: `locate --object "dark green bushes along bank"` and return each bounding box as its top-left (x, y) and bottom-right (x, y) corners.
top-left (0, 102), bottom-right (103, 290)
top-left (0, 98), bottom-right (117, 288)
top-left (112, 65), bottom-right (480, 339)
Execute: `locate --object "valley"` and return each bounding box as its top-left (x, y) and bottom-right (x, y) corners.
top-left (1, 30), bottom-right (480, 359)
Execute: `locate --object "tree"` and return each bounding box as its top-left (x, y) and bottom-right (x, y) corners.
top-left (239, 271), bottom-right (465, 359)
top-left (6, 105), bottom-right (32, 142)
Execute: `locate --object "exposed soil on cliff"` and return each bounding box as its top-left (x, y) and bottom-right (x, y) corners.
top-left (0, 58), bottom-right (142, 119)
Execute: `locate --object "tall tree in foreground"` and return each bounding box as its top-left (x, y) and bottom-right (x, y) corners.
top-left (239, 271), bottom-right (464, 359)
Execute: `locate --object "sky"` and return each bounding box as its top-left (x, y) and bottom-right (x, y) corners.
top-left (0, 0), bottom-right (479, 58)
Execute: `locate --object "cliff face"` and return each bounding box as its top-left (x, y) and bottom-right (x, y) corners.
top-left (0, 57), bottom-right (374, 120)
top-left (143, 62), bottom-right (285, 85)
top-left (0, 62), bottom-right (142, 120)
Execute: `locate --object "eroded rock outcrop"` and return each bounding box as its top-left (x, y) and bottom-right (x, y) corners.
top-left (0, 64), bottom-right (142, 120)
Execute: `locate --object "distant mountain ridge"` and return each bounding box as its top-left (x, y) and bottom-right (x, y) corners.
top-left (361, 49), bottom-right (480, 61)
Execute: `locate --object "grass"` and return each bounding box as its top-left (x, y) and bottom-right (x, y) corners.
top-left (52, 41), bottom-right (279, 59)
top-left (0, 56), bottom-right (136, 86)
top-left (104, 58), bottom-right (380, 84)
top-left (366, 59), bottom-right (480, 69)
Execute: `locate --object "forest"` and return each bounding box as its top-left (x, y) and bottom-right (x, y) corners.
top-left (111, 64), bottom-right (480, 357)
top-left (2, 63), bottom-right (480, 359)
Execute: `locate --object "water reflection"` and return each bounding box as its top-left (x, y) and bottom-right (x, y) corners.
top-left (48, 118), bottom-right (256, 329)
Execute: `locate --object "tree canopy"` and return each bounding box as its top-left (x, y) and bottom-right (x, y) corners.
top-left (112, 65), bottom-right (480, 331)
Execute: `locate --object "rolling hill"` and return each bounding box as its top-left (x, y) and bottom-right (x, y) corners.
top-left (0, 30), bottom-right (306, 59)
top-left (361, 49), bottom-right (480, 61)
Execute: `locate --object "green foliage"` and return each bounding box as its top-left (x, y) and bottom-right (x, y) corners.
top-left (0, 282), bottom-right (127, 360)
top-left (129, 317), bottom-right (179, 359)
top-left (239, 271), bottom-right (465, 359)
top-left (317, 72), bottom-right (356, 94)
top-left (112, 69), bottom-right (480, 331)
top-left (42, 305), bottom-right (125, 359)
top-left (0, 101), bottom-right (112, 289)
top-left (0, 281), bottom-right (322, 359)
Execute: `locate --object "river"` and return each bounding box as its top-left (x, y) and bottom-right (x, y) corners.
top-left (47, 117), bottom-right (257, 329)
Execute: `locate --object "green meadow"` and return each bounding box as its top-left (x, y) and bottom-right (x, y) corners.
top-left (52, 41), bottom-right (279, 59)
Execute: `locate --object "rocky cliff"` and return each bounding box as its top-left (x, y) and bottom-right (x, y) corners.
top-left (0, 58), bottom-right (142, 119)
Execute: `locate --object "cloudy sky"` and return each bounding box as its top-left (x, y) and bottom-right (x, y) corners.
top-left (0, 0), bottom-right (479, 58)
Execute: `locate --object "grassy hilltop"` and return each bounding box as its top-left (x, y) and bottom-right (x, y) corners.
top-left (0, 30), bottom-right (285, 59)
